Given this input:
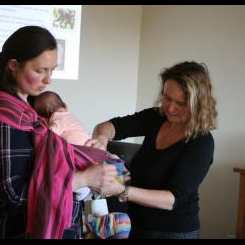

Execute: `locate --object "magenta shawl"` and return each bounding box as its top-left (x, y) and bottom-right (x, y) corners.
top-left (0, 91), bottom-right (107, 239)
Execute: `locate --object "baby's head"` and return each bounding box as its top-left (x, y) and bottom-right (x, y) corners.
top-left (34, 91), bottom-right (67, 119)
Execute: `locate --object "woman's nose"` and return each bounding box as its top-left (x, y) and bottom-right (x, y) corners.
top-left (168, 102), bottom-right (176, 113)
top-left (43, 71), bottom-right (52, 84)
top-left (43, 76), bottom-right (51, 84)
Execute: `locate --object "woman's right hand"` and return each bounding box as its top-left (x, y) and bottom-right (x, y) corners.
top-left (85, 121), bottom-right (115, 150)
top-left (85, 135), bottom-right (108, 150)
top-left (73, 163), bottom-right (117, 191)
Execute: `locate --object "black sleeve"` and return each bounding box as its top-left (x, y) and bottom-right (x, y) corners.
top-left (167, 133), bottom-right (214, 209)
top-left (110, 108), bottom-right (159, 140)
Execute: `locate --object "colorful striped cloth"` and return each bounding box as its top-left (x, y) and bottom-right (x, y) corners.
top-left (105, 154), bottom-right (125, 183)
top-left (0, 91), bottom-right (108, 239)
top-left (84, 212), bottom-right (131, 239)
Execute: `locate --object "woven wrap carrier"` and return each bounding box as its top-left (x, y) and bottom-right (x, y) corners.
top-left (0, 91), bottom-right (108, 239)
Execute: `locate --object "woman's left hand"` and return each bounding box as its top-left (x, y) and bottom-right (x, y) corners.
top-left (101, 179), bottom-right (125, 197)
top-left (123, 167), bottom-right (131, 183)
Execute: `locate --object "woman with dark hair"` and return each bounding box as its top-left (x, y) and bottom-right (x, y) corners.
top-left (0, 26), bottom-right (117, 239)
top-left (86, 61), bottom-right (218, 239)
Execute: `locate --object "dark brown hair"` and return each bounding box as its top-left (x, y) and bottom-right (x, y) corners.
top-left (34, 91), bottom-right (66, 119)
top-left (0, 26), bottom-right (57, 94)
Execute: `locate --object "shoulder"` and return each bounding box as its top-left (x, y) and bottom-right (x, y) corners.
top-left (196, 132), bottom-right (214, 144)
top-left (110, 107), bottom-right (164, 124)
top-left (187, 132), bottom-right (214, 151)
top-left (138, 107), bottom-right (166, 122)
top-left (132, 107), bottom-right (164, 119)
top-left (138, 107), bottom-right (160, 115)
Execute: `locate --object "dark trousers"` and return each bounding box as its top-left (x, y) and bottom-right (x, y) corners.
top-left (129, 226), bottom-right (200, 239)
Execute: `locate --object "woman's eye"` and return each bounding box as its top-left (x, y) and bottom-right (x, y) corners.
top-left (36, 70), bottom-right (44, 74)
top-left (163, 96), bottom-right (171, 102)
top-left (177, 102), bottom-right (187, 107)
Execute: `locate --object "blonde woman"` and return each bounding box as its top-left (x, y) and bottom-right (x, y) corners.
top-left (86, 61), bottom-right (218, 239)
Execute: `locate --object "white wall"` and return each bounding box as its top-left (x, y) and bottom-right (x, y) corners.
top-left (49, 5), bottom-right (142, 137)
top-left (137, 5), bottom-right (245, 238)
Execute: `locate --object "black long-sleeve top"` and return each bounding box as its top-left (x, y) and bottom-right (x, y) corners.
top-left (110, 108), bottom-right (214, 232)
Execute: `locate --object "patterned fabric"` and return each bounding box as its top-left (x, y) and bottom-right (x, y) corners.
top-left (105, 155), bottom-right (125, 183)
top-left (84, 212), bottom-right (131, 239)
top-left (62, 198), bottom-right (84, 239)
top-left (0, 91), bottom-right (107, 239)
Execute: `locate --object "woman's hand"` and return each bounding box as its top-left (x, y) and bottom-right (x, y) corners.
top-left (100, 179), bottom-right (125, 197)
top-left (85, 121), bottom-right (115, 150)
top-left (73, 163), bottom-right (117, 191)
top-left (85, 135), bottom-right (108, 150)
top-left (123, 167), bottom-right (131, 183)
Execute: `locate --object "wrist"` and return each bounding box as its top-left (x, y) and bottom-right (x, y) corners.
top-left (73, 171), bottom-right (86, 191)
top-left (118, 184), bottom-right (129, 202)
top-left (97, 135), bottom-right (109, 148)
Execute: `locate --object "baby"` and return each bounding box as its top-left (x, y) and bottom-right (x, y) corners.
top-left (33, 91), bottom-right (91, 147)
top-left (34, 91), bottom-right (127, 199)
top-left (34, 91), bottom-right (93, 200)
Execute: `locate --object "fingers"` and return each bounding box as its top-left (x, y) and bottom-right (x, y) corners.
top-left (84, 138), bottom-right (106, 150)
top-left (123, 174), bottom-right (131, 182)
top-left (84, 139), bottom-right (97, 147)
top-left (101, 164), bottom-right (118, 185)
top-left (85, 163), bottom-right (117, 190)
top-left (101, 180), bottom-right (124, 196)
top-left (90, 187), bottom-right (100, 194)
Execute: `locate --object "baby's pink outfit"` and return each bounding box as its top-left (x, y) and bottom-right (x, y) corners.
top-left (49, 111), bottom-right (91, 146)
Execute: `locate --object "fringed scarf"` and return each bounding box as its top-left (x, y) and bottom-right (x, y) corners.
top-left (0, 91), bottom-right (107, 239)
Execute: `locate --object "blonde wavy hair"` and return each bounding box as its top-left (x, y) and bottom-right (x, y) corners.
top-left (155, 61), bottom-right (218, 140)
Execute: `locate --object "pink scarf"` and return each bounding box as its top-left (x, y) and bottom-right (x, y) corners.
top-left (0, 91), bottom-right (107, 239)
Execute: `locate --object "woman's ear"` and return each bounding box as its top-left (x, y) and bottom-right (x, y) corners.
top-left (7, 59), bottom-right (19, 72)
